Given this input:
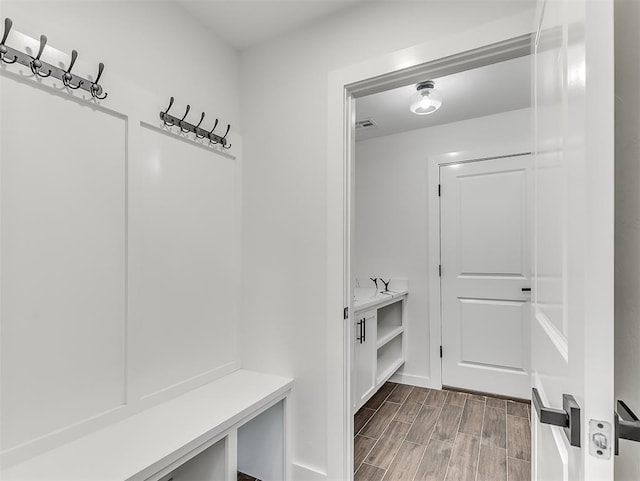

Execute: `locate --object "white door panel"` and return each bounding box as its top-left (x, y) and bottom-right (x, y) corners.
top-left (459, 169), bottom-right (526, 276)
top-left (532, 0), bottom-right (615, 478)
top-left (441, 155), bottom-right (532, 399)
top-left (460, 298), bottom-right (527, 371)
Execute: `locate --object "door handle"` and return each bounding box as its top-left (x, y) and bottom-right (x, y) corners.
top-left (356, 320), bottom-right (363, 343)
top-left (615, 400), bottom-right (640, 454)
top-left (521, 287), bottom-right (531, 292)
top-left (363, 318), bottom-right (366, 342)
top-left (532, 388), bottom-right (581, 447)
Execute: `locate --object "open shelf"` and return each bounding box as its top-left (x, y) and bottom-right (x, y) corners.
top-left (238, 401), bottom-right (284, 481)
top-left (376, 300), bottom-right (403, 342)
top-left (376, 335), bottom-right (404, 385)
top-left (376, 325), bottom-right (404, 349)
top-left (377, 358), bottom-right (405, 386)
top-left (159, 438), bottom-right (226, 481)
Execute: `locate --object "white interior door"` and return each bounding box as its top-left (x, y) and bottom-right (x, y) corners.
top-left (441, 155), bottom-right (532, 400)
top-left (532, 0), bottom-right (615, 479)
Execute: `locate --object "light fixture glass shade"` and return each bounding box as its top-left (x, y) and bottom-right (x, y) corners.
top-left (409, 82), bottom-right (443, 115)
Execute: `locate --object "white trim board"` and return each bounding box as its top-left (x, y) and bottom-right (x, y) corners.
top-left (292, 462), bottom-right (328, 481)
top-left (327, 11), bottom-right (535, 480)
top-left (389, 373), bottom-right (431, 389)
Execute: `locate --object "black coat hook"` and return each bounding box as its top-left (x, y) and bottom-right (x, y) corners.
top-left (208, 119), bottom-right (219, 143)
top-left (90, 62), bottom-right (107, 100)
top-left (62, 50), bottom-right (83, 89)
top-left (179, 105), bottom-right (191, 133)
top-left (221, 124), bottom-right (231, 149)
top-left (161, 97), bottom-right (175, 126)
top-left (30, 34), bottom-right (52, 77)
top-left (194, 112), bottom-right (206, 138)
top-left (0, 18), bottom-right (16, 64)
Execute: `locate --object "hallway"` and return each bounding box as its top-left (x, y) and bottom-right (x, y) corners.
top-left (354, 383), bottom-right (531, 481)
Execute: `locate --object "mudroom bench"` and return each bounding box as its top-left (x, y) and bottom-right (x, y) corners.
top-left (2, 370), bottom-right (293, 481)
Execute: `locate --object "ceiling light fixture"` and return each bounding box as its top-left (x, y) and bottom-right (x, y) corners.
top-left (409, 80), bottom-right (442, 115)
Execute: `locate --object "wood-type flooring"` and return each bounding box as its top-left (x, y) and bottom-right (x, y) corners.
top-left (354, 382), bottom-right (531, 481)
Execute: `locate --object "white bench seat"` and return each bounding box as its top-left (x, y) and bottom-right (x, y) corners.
top-left (2, 370), bottom-right (293, 481)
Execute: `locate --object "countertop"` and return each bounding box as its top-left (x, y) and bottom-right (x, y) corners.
top-left (353, 287), bottom-right (408, 312)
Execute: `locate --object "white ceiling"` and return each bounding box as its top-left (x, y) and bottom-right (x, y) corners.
top-left (355, 55), bottom-right (532, 141)
top-left (177, 0), bottom-right (368, 50)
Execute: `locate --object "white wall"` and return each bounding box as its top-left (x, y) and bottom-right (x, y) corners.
top-left (0, 1), bottom-right (242, 466)
top-left (239, 3), bottom-right (535, 477)
top-left (354, 108), bottom-right (532, 386)
top-left (614, 1), bottom-right (640, 478)
top-left (0, 1), bottom-right (539, 475)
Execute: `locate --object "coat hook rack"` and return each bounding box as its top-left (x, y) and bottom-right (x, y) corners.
top-left (159, 97), bottom-right (231, 150)
top-left (0, 17), bottom-right (108, 100)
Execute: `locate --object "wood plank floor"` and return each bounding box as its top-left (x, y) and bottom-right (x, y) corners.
top-left (237, 472), bottom-right (260, 481)
top-left (354, 383), bottom-right (531, 481)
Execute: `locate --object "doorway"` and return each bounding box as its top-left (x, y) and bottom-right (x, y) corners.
top-left (344, 38), bottom-right (534, 479)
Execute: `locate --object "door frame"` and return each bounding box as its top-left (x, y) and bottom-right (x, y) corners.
top-left (429, 148), bottom-right (532, 396)
top-left (327, 14), bottom-right (536, 480)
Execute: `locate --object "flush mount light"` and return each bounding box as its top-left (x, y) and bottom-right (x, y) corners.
top-left (409, 80), bottom-right (443, 115)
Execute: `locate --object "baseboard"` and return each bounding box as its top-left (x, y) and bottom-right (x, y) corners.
top-left (444, 385), bottom-right (531, 404)
top-left (292, 462), bottom-right (327, 481)
top-left (390, 372), bottom-right (434, 389)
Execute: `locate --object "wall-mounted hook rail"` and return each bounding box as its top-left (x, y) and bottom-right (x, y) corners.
top-left (0, 17), bottom-right (108, 99)
top-left (159, 97), bottom-right (231, 150)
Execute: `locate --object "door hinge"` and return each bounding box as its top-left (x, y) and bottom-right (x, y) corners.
top-left (439, 264), bottom-right (442, 277)
top-left (440, 345), bottom-right (443, 358)
top-left (438, 184), bottom-right (441, 197)
top-left (343, 307), bottom-right (348, 320)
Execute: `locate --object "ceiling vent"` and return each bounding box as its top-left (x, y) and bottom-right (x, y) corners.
top-left (355, 118), bottom-right (377, 129)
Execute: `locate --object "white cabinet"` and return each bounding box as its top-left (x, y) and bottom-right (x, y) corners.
top-left (353, 295), bottom-right (406, 413)
top-left (354, 310), bottom-right (377, 410)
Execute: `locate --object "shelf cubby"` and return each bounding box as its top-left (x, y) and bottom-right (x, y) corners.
top-left (376, 334), bottom-right (404, 385)
top-left (159, 438), bottom-right (226, 481)
top-left (376, 301), bottom-right (403, 342)
top-left (238, 401), bottom-right (285, 481)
